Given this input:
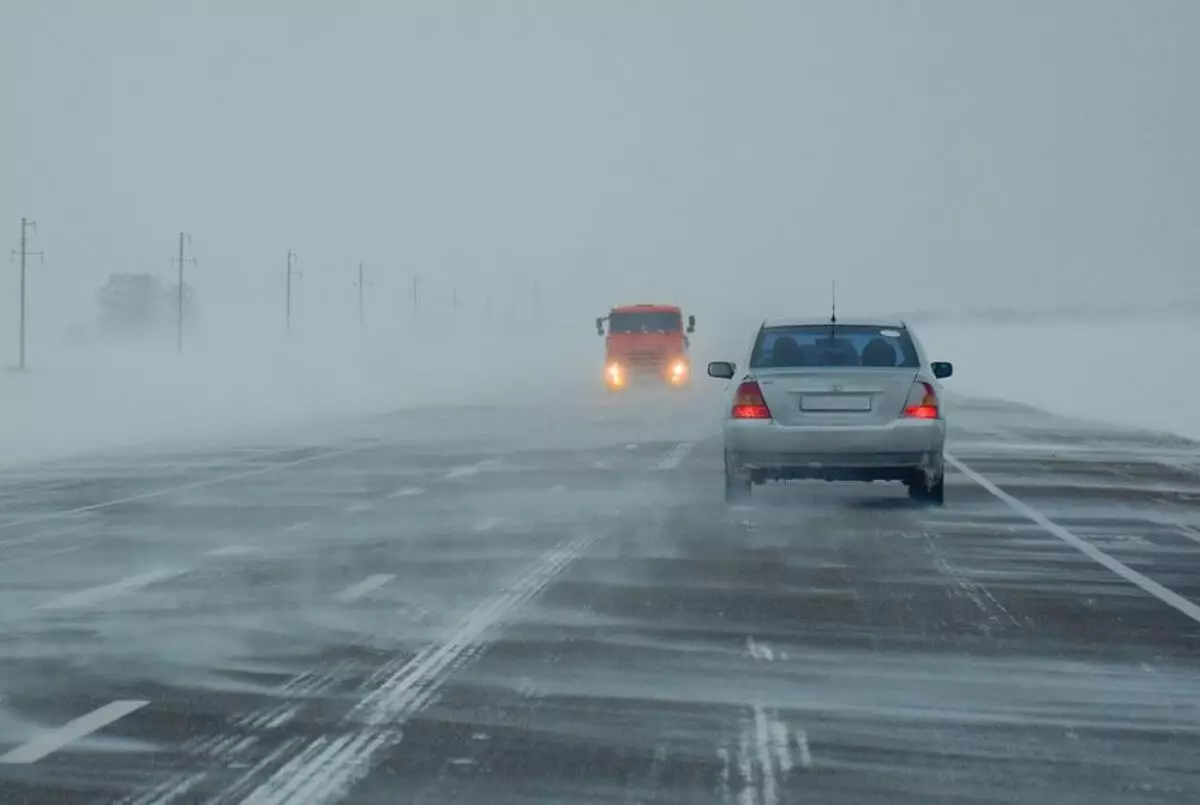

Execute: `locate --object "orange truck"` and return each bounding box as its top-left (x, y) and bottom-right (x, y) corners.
top-left (595, 303), bottom-right (696, 389)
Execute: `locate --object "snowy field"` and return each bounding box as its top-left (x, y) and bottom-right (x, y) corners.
top-left (918, 317), bottom-right (1200, 443)
top-left (1, 315), bottom-right (1195, 467)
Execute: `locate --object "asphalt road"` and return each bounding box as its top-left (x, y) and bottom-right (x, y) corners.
top-left (2, 389), bottom-right (1199, 804)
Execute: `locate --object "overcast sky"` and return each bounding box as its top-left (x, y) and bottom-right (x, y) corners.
top-left (2, 1), bottom-right (1197, 340)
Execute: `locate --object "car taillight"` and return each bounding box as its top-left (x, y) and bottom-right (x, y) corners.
top-left (731, 380), bottom-right (772, 419)
top-left (902, 381), bottom-right (940, 419)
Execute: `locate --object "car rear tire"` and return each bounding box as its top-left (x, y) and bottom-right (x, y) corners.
top-left (725, 456), bottom-right (751, 504)
top-left (927, 474), bottom-right (945, 506)
top-left (907, 468), bottom-right (945, 507)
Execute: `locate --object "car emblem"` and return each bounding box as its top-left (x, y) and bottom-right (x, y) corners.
top-left (829, 383), bottom-right (843, 392)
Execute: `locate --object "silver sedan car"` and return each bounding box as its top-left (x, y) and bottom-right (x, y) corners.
top-left (707, 318), bottom-right (953, 505)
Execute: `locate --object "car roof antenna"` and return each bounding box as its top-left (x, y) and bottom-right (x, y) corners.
top-left (830, 280), bottom-right (837, 324)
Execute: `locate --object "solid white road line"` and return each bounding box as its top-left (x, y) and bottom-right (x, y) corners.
top-left (716, 747), bottom-right (733, 804)
top-left (753, 705), bottom-right (779, 805)
top-left (947, 454), bottom-right (1200, 624)
top-left (736, 727), bottom-right (754, 805)
top-left (388, 486), bottom-right (424, 498)
top-left (0, 446), bottom-right (368, 531)
top-left (795, 728), bottom-right (813, 769)
top-left (0, 700), bottom-right (149, 763)
top-left (344, 502), bottom-right (373, 513)
top-left (333, 574), bottom-right (396, 603)
top-left (36, 567), bottom-right (185, 611)
top-left (769, 721), bottom-right (793, 775)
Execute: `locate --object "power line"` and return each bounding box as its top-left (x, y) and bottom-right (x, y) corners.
top-left (11, 218), bottom-right (44, 371)
top-left (174, 232), bottom-right (197, 354)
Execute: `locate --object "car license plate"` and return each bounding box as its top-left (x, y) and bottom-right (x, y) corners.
top-left (801, 394), bottom-right (871, 412)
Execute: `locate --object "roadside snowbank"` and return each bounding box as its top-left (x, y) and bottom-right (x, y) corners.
top-left (919, 317), bottom-right (1200, 443)
top-left (0, 321), bottom-right (598, 468)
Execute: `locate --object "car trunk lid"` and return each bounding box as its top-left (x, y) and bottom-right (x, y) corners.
top-left (754, 367), bottom-right (919, 426)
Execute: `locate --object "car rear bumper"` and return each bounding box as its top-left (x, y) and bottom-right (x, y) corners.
top-left (723, 418), bottom-right (945, 481)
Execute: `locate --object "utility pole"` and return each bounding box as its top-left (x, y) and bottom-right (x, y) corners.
top-left (412, 275), bottom-right (419, 316)
top-left (174, 232), bottom-right (197, 354)
top-left (11, 218), bottom-right (43, 371)
top-left (355, 262), bottom-right (371, 330)
top-left (358, 262), bottom-right (365, 328)
top-left (286, 250), bottom-right (299, 335)
top-left (452, 286), bottom-right (458, 317)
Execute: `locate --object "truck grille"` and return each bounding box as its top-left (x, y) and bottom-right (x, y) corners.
top-left (625, 351), bottom-right (666, 369)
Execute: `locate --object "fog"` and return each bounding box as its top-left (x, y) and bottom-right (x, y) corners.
top-left (2, 2), bottom-right (1198, 459)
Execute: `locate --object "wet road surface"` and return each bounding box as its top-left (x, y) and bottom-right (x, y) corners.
top-left (1, 391), bottom-right (1199, 804)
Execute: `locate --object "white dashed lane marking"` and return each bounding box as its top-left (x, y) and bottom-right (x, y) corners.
top-left (445, 459), bottom-right (500, 480)
top-left (0, 700), bottom-right (149, 764)
top-left (388, 486), bottom-right (424, 498)
top-left (333, 574), bottom-right (396, 603)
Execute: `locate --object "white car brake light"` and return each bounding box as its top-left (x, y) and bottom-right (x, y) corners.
top-left (731, 380), bottom-right (771, 419)
top-left (902, 381), bottom-right (939, 419)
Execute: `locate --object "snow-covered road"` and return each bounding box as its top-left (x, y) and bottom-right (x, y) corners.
top-left (1, 392), bottom-right (1199, 804)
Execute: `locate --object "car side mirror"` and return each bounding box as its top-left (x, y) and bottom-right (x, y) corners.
top-left (932, 361), bottom-right (953, 379)
top-left (707, 361), bottom-right (735, 380)
top-left (686, 314), bottom-right (696, 334)
top-left (595, 317), bottom-right (604, 336)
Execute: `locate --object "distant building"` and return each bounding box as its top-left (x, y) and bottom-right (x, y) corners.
top-left (95, 273), bottom-right (198, 340)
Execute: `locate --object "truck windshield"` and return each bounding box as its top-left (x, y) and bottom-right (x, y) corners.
top-left (609, 312), bottom-right (681, 334)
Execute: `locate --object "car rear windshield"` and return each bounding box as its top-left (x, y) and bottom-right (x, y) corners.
top-left (609, 311), bottom-right (681, 334)
top-left (750, 324), bottom-right (920, 368)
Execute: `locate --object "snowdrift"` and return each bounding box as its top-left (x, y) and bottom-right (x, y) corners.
top-left (1, 315), bottom-right (1196, 467)
top-left (918, 317), bottom-right (1200, 443)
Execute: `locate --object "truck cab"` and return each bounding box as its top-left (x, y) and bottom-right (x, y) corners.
top-left (596, 304), bottom-right (696, 389)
